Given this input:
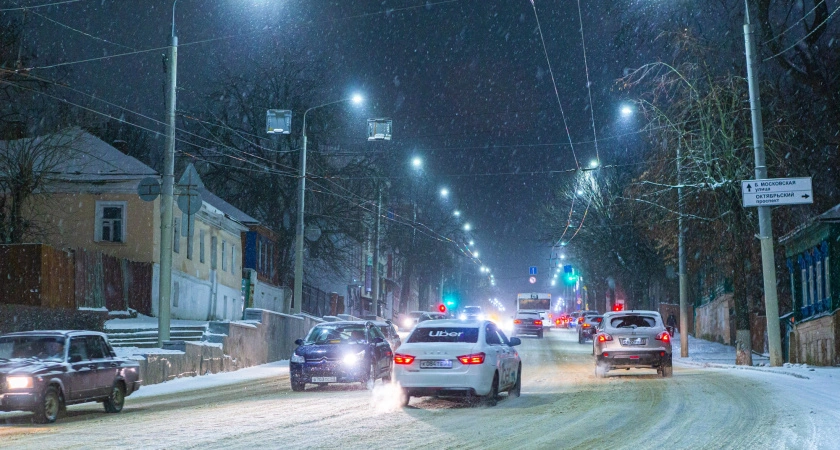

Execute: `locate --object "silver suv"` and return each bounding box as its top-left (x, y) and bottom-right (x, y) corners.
top-left (593, 311), bottom-right (673, 378)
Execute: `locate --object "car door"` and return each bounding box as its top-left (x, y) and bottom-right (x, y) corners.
top-left (497, 329), bottom-right (519, 386)
top-left (367, 326), bottom-right (391, 376)
top-left (88, 335), bottom-right (119, 398)
top-left (484, 324), bottom-right (510, 388)
top-left (67, 337), bottom-right (98, 401)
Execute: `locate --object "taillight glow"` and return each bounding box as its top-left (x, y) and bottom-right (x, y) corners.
top-left (656, 332), bottom-right (671, 343)
top-left (597, 333), bottom-right (613, 343)
top-left (394, 354), bottom-right (415, 365)
top-left (534, 320), bottom-right (543, 326)
top-left (578, 317), bottom-right (584, 323)
top-left (555, 319), bottom-right (561, 325)
top-left (513, 319), bottom-right (522, 324)
top-left (582, 323), bottom-right (590, 328)
top-left (457, 352), bottom-right (486, 365)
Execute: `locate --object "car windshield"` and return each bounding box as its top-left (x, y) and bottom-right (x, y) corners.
top-left (610, 315), bottom-right (657, 328)
top-left (463, 306), bottom-right (481, 314)
top-left (0, 336), bottom-right (66, 362)
top-left (407, 327), bottom-right (479, 343)
top-left (304, 325), bottom-right (367, 345)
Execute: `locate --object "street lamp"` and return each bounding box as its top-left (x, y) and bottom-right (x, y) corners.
top-left (468, 240), bottom-right (474, 246)
top-left (440, 188), bottom-right (449, 198)
top-left (411, 156), bottom-right (423, 169)
top-left (620, 104), bottom-right (633, 118)
top-left (292, 93), bottom-right (364, 314)
top-left (589, 159), bottom-right (599, 169)
top-left (453, 210), bottom-right (461, 217)
top-left (463, 223), bottom-right (471, 231)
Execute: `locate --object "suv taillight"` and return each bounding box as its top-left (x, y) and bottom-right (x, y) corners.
top-left (394, 354), bottom-right (415, 365)
top-left (457, 352), bottom-right (486, 365)
top-left (582, 323), bottom-right (590, 328)
top-left (597, 333), bottom-right (613, 343)
top-left (578, 317), bottom-right (584, 324)
top-left (513, 319), bottom-right (522, 324)
top-left (534, 320), bottom-right (543, 326)
top-left (656, 332), bottom-right (671, 343)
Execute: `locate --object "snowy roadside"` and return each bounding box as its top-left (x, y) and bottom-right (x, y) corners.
top-left (673, 332), bottom-right (839, 380)
top-left (129, 360), bottom-right (289, 399)
top-left (105, 314), bottom-right (210, 330)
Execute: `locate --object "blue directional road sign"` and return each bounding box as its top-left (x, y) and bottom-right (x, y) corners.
top-left (529, 266), bottom-right (538, 276)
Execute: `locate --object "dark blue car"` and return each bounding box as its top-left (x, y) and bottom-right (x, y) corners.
top-left (290, 321), bottom-right (393, 391)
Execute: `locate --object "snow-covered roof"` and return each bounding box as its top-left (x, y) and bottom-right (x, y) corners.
top-left (0, 127), bottom-right (157, 181)
top-left (198, 187), bottom-right (258, 225)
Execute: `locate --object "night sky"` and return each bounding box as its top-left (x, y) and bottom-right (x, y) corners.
top-left (8, 0), bottom-right (690, 307)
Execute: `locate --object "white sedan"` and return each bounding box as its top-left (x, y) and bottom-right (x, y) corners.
top-left (392, 319), bottom-right (522, 406)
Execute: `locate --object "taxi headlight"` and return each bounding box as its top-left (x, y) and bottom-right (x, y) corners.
top-left (290, 353), bottom-right (305, 364)
top-left (7, 376), bottom-right (33, 390)
top-left (343, 350), bottom-right (366, 365)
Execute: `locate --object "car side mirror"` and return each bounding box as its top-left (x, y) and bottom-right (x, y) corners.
top-left (508, 337), bottom-right (522, 347)
top-left (69, 354), bottom-right (83, 363)
top-left (294, 338), bottom-right (304, 346)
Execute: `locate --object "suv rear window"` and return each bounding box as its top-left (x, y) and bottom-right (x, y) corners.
top-left (610, 315), bottom-right (657, 328)
top-left (408, 327), bottom-right (479, 343)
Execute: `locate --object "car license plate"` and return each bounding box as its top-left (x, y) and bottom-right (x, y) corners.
top-left (311, 377), bottom-right (336, 383)
top-left (420, 359), bottom-right (453, 369)
top-left (620, 337), bottom-right (647, 345)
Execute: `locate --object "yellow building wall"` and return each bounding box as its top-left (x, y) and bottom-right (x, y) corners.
top-left (35, 192), bottom-right (160, 263)
top-left (172, 215), bottom-right (242, 292)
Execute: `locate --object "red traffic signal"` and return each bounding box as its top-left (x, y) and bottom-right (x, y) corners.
top-left (613, 304), bottom-right (624, 311)
top-left (438, 304), bottom-right (447, 313)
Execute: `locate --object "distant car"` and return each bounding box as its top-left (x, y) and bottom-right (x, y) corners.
top-left (568, 312), bottom-right (581, 329)
top-left (593, 311), bottom-right (673, 378)
top-left (393, 319), bottom-right (522, 407)
top-left (290, 321), bottom-right (394, 391)
top-left (578, 315), bottom-right (603, 343)
top-left (0, 330), bottom-right (142, 423)
top-left (418, 312), bottom-right (448, 324)
top-left (513, 311), bottom-right (543, 338)
top-left (373, 320), bottom-right (402, 351)
top-left (554, 314), bottom-right (570, 328)
top-left (459, 306), bottom-right (484, 321)
top-left (399, 311), bottom-right (427, 331)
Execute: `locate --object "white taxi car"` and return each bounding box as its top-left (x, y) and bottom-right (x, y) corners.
top-left (393, 319), bottom-right (522, 406)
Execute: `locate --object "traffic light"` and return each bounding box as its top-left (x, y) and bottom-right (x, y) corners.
top-left (563, 265), bottom-right (578, 285)
top-left (613, 303), bottom-right (624, 311)
top-left (438, 303), bottom-right (447, 313)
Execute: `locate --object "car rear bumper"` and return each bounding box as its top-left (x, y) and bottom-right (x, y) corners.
top-left (514, 325), bottom-right (542, 335)
top-left (597, 351), bottom-right (671, 369)
top-left (394, 365), bottom-right (494, 396)
top-left (290, 361), bottom-right (369, 384)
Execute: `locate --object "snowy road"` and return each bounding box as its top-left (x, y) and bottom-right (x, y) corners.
top-left (2, 329), bottom-right (838, 449)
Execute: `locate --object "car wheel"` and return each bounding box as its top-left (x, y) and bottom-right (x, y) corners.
top-left (595, 362), bottom-right (608, 379)
top-left (33, 385), bottom-right (62, 424)
top-left (103, 381), bottom-right (126, 413)
top-left (291, 381), bottom-right (306, 392)
top-left (537, 331), bottom-right (544, 339)
top-left (509, 365), bottom-right (522, 398)
top-left (578, 334), bottom-right (584, 344)
top-left (662, 359), bottom-right (673, 378)
top-left (364, 362), bottom-right (376, 390)
top-left (482, 372), bottom-right (499, 407)
top-left (399, 388), bottom-right (410, 407)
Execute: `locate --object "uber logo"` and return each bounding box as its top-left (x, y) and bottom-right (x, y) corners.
top-left (429, 331), bottom-right (464, 337)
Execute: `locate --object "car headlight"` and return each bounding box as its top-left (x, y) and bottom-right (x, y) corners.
top-left (291, 353), bottom-right (305, 364)
top-left (402, 319), bottom-right (413, 328)
top-left (6, 376), bottom-right (33, 390)
top-left (343, 350), bottom-right (366, 365)
top-left (478, 314), bottom-right (485, 321)
top-left (459, 314), bottom-right (467, 320)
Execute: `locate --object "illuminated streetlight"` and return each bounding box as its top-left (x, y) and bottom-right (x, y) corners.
top-left (453, 210), bottom-right (461, 217)
top-left (440, 188), bottom-right (449, 198)
top-left (620, 104), bottom-right (633, 118)
top-left (472, 251), bottom-right (479, 258)
top-left (464, 223), bottom-right (471, 231)
top-left (411, 157), bottom-right (422, 169)
top-left (589, 159), bottom-right (599, 169)
top-left (469, 240), bottom-right (474, 246)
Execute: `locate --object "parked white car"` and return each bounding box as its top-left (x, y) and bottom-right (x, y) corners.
top-left (393, 319), bottom-right (522, 406)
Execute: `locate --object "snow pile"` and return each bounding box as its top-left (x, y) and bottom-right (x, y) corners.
top-left (130, 361), bottom-right (289, 399)
top-left (105, 313), bottom-right (209, 330)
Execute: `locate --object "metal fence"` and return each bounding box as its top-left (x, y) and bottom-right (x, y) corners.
top-left (301, 283), bottom-right (331, 317)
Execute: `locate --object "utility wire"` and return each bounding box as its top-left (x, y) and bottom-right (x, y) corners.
top-left (0, 0), bottom-right (82, 11)
top-left (764, 3), bottom-right (840, 61)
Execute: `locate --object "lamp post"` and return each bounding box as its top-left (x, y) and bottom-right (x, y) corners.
top-left (292, 94), bottom-right (363, 314)
top-left (157, 0), bottom-right (178, 346)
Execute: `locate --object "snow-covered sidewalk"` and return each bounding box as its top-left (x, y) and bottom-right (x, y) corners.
top-left (674, 332), bottom-right (836, 380)
top-left (105, 313), bottom-right (210, 330)
top-left (129, 360), bottom-right (289, 399)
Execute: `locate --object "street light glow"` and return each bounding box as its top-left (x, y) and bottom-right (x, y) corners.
top-left (472, 251), bottom-right (479, 258)
top-left (589, 160), bottom-right (599, 169)
top-left (440, 188), bottom-right (449, 198)
top-left (469, 240), bottom-right (474, 246)
top-left (411, 157), bottom-right (422, 169)
top-left (351, 93), bottom-right (364, 105)
top-left (464, 223), bottom-right (471, 231)
top-left (560, 254), bottom-right (566, 260)
top-left (620, 104), bottom-right (633, 117)
top-left (453, 210), bottom-right (461, 217)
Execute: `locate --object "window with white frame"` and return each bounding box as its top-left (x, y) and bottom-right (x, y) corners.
top-left (95, 201), bottom-right (127, 243)
top-left (231, 244), bottom-right (236, 273)
top-left (222, 240), bottom-right (227, 271)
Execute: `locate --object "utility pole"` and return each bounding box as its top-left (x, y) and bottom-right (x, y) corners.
top-left (678, 142), bottom-right (689, 357)
top-left (157, 0), bottom-right (178, 346)
top-left (744, 1), bottom-right (783, 366)
top-left (371, 183), bottom-right (382, 317)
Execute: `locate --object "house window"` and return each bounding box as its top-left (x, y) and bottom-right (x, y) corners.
top-left (199, 230), bottom-right (205, 263)
top-left (94, 201), bottom-right (127, 243)
top-left (173, 218), bottom-right (180, 253)
top-left (222, 240), bottom-right (227, 271)
top-left (231, 244), bottom-right (236, 273)
top-left (211, 236), bottom-right (218, 269)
